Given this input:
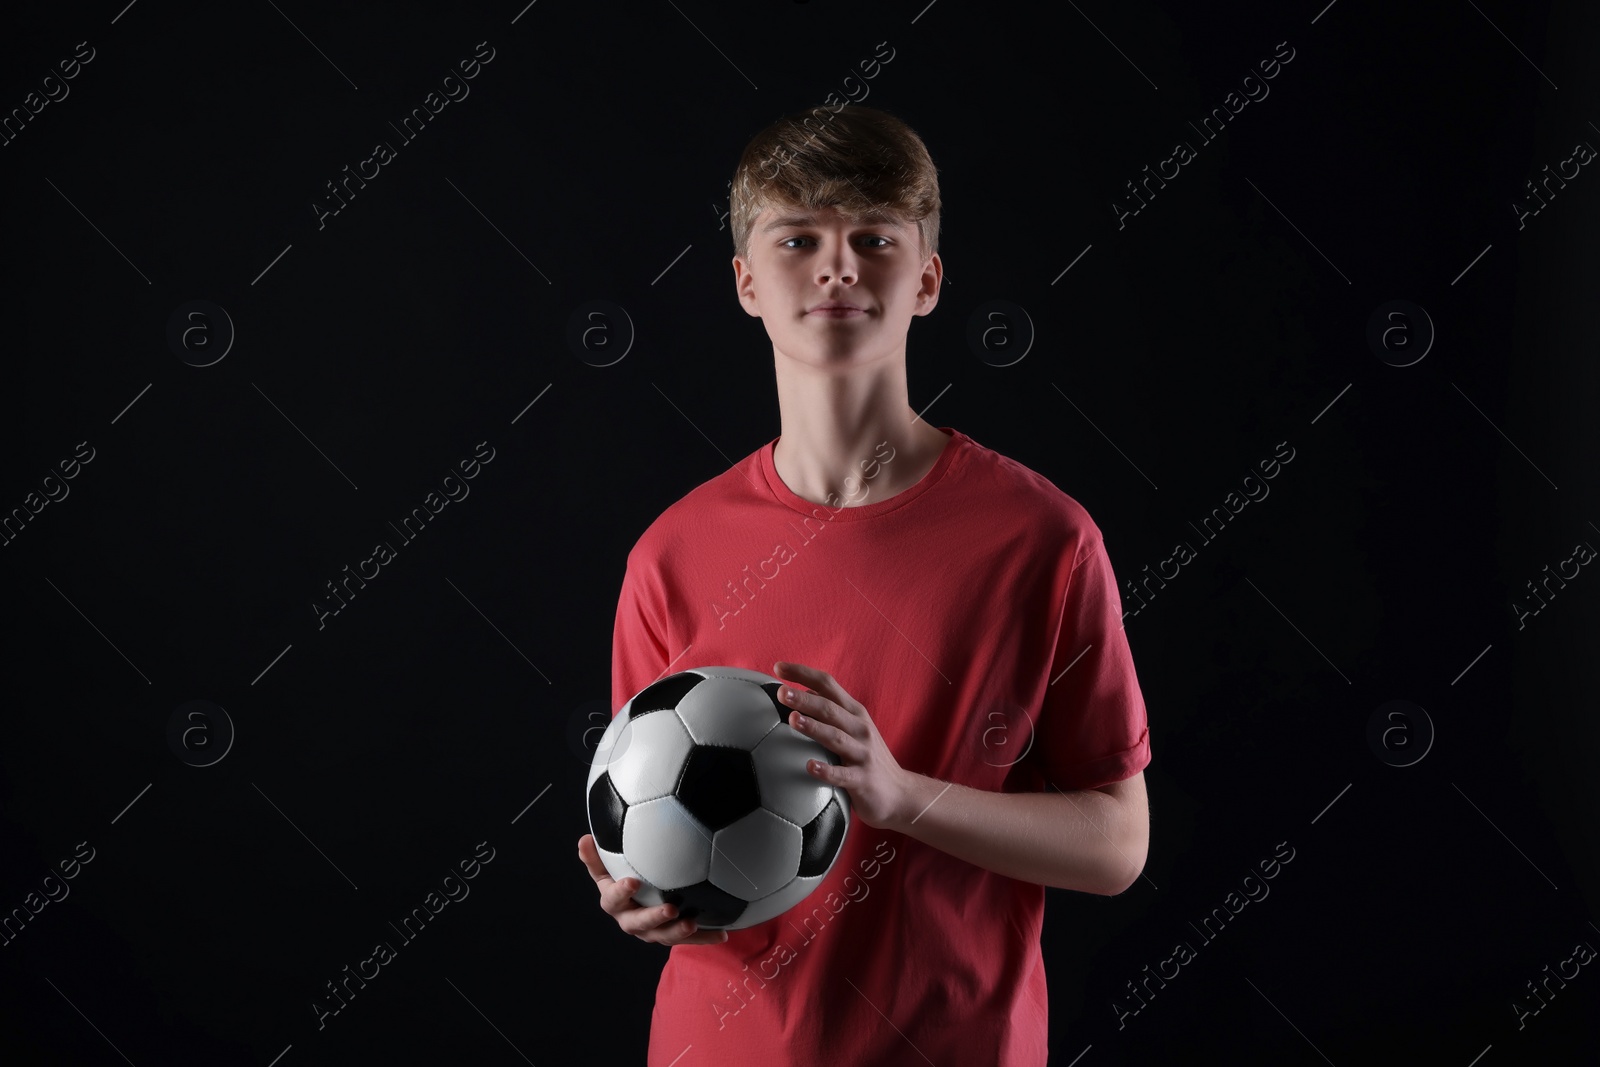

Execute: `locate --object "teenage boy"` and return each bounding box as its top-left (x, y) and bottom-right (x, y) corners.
top-left (578, 103), bottom-right (1151, 1066)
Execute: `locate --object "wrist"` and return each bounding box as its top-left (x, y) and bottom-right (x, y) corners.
top-left (887, 768), bottom-right (933, 835)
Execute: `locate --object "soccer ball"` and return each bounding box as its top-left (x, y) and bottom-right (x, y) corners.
top-left (586, 665), bottom-right (852, 930)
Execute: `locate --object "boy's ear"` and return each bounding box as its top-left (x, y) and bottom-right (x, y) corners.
top-left (913, 252), bottom-right (943, 317)
top-left (732, 255), bottom-right (762, 318)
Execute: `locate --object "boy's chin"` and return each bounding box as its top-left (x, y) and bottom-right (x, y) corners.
top-left (775, 348), bottom-right (885, 371)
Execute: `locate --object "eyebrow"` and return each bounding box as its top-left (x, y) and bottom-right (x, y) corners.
top-left (760, 211), bottom-right (905, 233)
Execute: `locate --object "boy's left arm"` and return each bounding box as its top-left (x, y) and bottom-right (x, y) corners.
top-left (891, 766), bottom-right (1149, 896)
top-left (773, 661), bottom-right (1150, 897)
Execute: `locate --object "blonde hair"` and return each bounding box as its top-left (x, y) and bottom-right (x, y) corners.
top-left (730, 104), bottom-right (941, 263)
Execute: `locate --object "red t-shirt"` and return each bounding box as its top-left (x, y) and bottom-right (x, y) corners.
top-left (609, 426), bottom-right (1151, 1067)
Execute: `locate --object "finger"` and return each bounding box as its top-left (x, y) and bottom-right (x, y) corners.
top-left (778, 683), bottom-right (816, 713)
top-left (666, 925), bottom-right (731, 945)
top-left (789, 707), bottom-right (855, 754)
top-left (602, 877), bottom-right (647, 915)
top-left (805, 756), bottom-right (842, 786)
top-left (779, 677), bottom-right (863, 742)
top-left (780, 684), bottom-right (844, 735)
top-left (577, 835), bottom-right (613, 884)
top-left (577, 834), bottom-right (603, 875)
top-left (583, 840), bottom-right (652, 913)
top-left (622, 899), bottom-right (684, 934)
top-left (773, 660), bottom-right (816, 685)
top-left (643, 917), bottom-right (731, 945)
top-left (776, 661), bottom-right (849, 706)
top-left (787, 703), bottom-right (827, 740)
top-left (772, 661), bottom-right (814, 690)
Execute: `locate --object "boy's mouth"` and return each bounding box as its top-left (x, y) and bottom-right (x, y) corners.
top-left (808, 302), bottom-right (866, 317)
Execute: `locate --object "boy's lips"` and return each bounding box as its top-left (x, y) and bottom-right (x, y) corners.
top-left (809, 305), bottom-right (865, 317)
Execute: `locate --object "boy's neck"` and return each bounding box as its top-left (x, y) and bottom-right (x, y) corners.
top-left (772, 403), bottom-right (951, 510)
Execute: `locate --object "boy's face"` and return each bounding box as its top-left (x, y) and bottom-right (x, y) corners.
top-left (732, 203), bottom-right (942, 370)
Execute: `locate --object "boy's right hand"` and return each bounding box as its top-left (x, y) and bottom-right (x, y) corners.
top-left (578, 834), bottom-right (730, 946)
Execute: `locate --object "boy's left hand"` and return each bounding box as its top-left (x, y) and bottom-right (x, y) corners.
top-left (773, 660), bottom-right (909, 829)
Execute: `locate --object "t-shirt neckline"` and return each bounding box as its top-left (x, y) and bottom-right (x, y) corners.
top-left (758, 426), bottom-right (964, 521)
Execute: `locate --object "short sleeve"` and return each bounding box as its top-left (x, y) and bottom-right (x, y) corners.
top-left (1031, 535), bottom-right (1151, 791)
top-left (611, 545), bottom-right (672, 717)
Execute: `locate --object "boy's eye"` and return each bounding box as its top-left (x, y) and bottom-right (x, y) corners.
top-left (780, 235), bottom-right (891, 249)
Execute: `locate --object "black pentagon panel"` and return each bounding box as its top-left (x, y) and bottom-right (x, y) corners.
top-left (755, 682), bottom-right (791, 731)
top-left (676, 746), bottom-right (760, 830)
top-left (798, 795), bottom-right (848, 877)
top-left (627, 672), bottom-right (702, 719)
top-left (587, 773), bottom-right (628, 853)
top-left (662, 880), bottom-right (746, 928)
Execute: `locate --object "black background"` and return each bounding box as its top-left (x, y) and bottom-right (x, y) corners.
top-left (2, 1), bottom-right (1596, 1063)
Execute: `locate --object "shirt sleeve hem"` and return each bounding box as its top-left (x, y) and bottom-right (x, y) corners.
top-left (1051, 728), bottom-right (1150, 792)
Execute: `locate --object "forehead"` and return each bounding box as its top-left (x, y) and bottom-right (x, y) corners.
top-left (758, 204), bottom-right (911, 232)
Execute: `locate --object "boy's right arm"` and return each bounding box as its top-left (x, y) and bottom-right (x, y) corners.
top-left (600, 543), bottom-right (725, 944)
top-left (578, 833), bottom-right (729, 946)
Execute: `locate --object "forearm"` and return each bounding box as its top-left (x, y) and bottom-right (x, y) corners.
top-left (886, 771), bottom-right (1145, 895)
